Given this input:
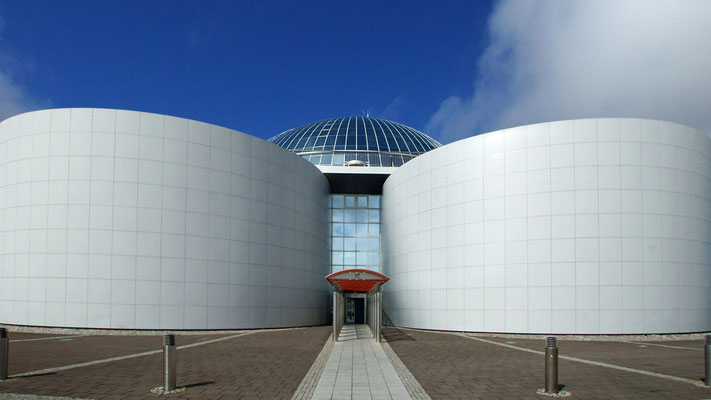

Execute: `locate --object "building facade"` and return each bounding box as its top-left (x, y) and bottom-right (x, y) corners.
top-left (0, 109), bottom-right (330, 329)
top-left (382, 119), bottom-right (711, 334)
top-left (0, 109), bottom-right (709, 334)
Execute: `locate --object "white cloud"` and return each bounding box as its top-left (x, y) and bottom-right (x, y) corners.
top-left (427, 0), bottom-right (711, 143)
top-left (0, 14), bottom-right (44, 122)
top-left (0, 68), bottom-right (39, 121)
top-left (381, 95), bottom-right (406, 121)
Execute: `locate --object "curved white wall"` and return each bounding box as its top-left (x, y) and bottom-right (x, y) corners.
top-left (382, 118), bottom-right (711, 334)
top-left (0, 108), bottom-right (331, 329)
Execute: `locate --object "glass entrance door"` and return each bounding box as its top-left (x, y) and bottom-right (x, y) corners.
top-left (346, 298), bottom-right (355, 323)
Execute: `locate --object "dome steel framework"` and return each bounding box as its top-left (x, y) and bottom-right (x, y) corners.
top-left (268, 116), bottom-right (441, 167)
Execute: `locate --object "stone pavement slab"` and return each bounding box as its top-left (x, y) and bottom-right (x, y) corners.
top-left (313, 325), bottom-right (411, 400)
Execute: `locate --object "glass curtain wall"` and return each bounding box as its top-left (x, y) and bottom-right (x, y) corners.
top-left (329, 194), bottom-right (381, 273)
top-left (303, 151), bottom-right (414, 167)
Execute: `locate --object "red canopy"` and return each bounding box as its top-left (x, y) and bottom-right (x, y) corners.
top-left (325, 269), bottom-right (390, 293)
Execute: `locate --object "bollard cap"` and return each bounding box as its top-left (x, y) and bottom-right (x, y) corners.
top-left (0, 327), bottom-right (6, 338)
top-left (546, 336), bottom-right (557, 347)
top-left (706, 335), bottom-right (711, 345)
top-left (164, 333), bottom-right (175, 346)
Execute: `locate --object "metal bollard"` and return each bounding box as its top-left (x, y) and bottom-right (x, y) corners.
top-left (545, 336), bottom-right (559, 394)
top-left (163, 333), bottom-right (176, 392)
top-left (705, 335), bottom-right (711, 386)
top-left (0, 328), bottom-right (8, 381)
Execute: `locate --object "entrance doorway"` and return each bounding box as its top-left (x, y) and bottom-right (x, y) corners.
top-left (325, 268), bottom-right (390, 342)
top-left (346, 297), bottom-right (365, 324)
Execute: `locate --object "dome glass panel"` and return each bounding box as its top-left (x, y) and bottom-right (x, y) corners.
top-left (268, 116), bottom-right (441, 167)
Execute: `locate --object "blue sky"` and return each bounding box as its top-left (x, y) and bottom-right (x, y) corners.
top-left (0, 1), bottom-right (492, 141)
top-left (1, 1), bottom-right (710, 143)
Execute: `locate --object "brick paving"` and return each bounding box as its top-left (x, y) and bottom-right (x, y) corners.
top-left (482, 335), bottom-right (707, 383)
top-left (291, 333), bottom-right (334, 400)
top-left (380, 341), bottom-right (431, 400)
top-left (0, 326), bottom-right (331, 400)
top-left (3, 333), bottom-right (76, 341)
top-left (2, 325), bottom-right (710, 399)
top-left (7, 334), bottom-right (224, 375)
top-left (383, 327), bottom-right (711, 400)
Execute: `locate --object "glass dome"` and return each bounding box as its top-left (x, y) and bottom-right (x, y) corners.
top-left (268, 116), bottom-right (441, 167)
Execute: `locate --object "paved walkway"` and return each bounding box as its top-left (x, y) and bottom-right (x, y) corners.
top-left (312, 325), bottom-right (411, 400)
top-left (5, 324), bottom-right (707, 399)
top-left (0, 326), bottom-right (331, 399)
top-left (384, 326), bottom-right (711, 400)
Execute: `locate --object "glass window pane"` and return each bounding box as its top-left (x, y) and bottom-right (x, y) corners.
top-left (368, 210), bottom-right (380, 222)
top-left (368, 196), bottom-right (380, 209)
top-left (321, 154), bottom-right (332, 165)
top-left (345, 196), bottom-right (356, 208)
top-left (333, 153), bottom-right (345, 165)
top-left (368, 238), bottom-right (379, 251)
top-left (331, 195), bottom-right (344, 208)
top-left (343, 252), bottom-right (355, 265)
top-left (343, 223), bottom-right (355, 237)
top-left (344, 209), bottom-right (356, 222)
top-left (331, 224), bottom-right (343, 236)
top-left (356, 252), bottom-right (369, 265)
top-left (356, 237), bottom-right (368, 251)
top-left (356, 223), bottom-right (369, 235)
top-left (368, 224), bottom-right (380, 235)
top-left (357, 196), bottom-right (368, 208)
top-left (369, 153), bottom-right (380, 166)
top-left (332, 252), bottom-right (343, 265)
top-left (344, 238), bottom-right (356, 251)
top-left (331, 238), bottom-right (343, 250)
top-left (368, 252), bottom-right (379, 265)
top-left (356, 209), bottom-right (368, 222)
top-left (332, 209), bottom-right (344, 222)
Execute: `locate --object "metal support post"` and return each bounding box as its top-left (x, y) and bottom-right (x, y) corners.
top-left (376, 291), bottom-right (381, 342)
top-left (0, 328), bottom-right (8, 381)
top-left (369, 292), bottom-right (378, 337)
top-left (163, 333), bottom-right (176, 392)
top-left (705, 335), bottom-right (711, 386)
top-left (364, 297), bottom-right (367, 325)
top-left (545, 336), bottom-right (558, 394)
top-left (333, 291), bottom-right (337, 342)
top-left (373, 292), bottom-right (377, 341)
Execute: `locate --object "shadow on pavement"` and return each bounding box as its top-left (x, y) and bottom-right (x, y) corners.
top-left (382, 327), bottom-right (415, 342)
top-left (337, 324), bottom-right (373, 342)
top-left (14, 372), bottom-right (57, 379)
top-left (184, 381), bottom-right (215, 389)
